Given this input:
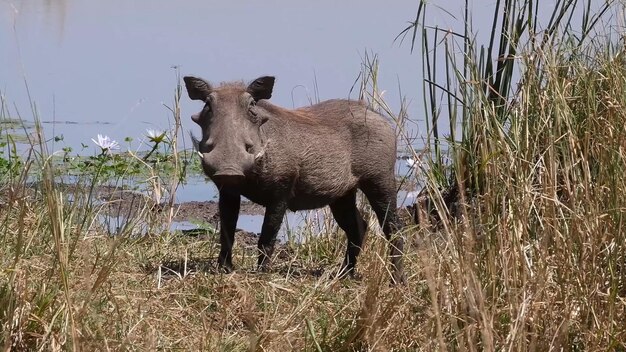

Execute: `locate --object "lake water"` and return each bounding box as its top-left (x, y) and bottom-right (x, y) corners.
top-left (2, 1), bottom-right (616, 152)
top-left (1, 0), bottom-right (429, 153)
top-left (0, 0), bottom-right (617, 154)
top-left (1, 0), bottom-right (430, 225)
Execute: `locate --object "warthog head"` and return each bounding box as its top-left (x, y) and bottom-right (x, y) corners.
top-left (184, 76), bottom-right (274, 187)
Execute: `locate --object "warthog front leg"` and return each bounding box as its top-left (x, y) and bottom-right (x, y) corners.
top-left (218, 191), bottom-right (241, 272)
top-left (257, 201), bottom-right (288, 271)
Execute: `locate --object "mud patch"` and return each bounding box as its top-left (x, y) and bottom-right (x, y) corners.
top-left (173, 200), bottom-right (264, 227)
top-left (96, 186), bottom-right (263, 224)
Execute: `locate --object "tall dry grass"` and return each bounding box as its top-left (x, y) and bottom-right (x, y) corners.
top-left (1, 0), bottom-right (626, 351)
top-left (399, 0), bottom-right (626, 349)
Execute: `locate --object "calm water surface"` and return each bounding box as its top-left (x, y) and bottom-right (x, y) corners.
top-left (1, 0), bottom-right (429, 153)
top-left (2, 1), bottom-right (597, 152)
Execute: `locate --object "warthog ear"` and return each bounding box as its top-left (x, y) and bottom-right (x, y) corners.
top-left (247, 76), bottom-right (275, 101)
top-left (183, 76), bottom-right (212, 101)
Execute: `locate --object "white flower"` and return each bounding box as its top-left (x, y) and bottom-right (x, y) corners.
top-left (406, 157), bottom-right (417, 169)
top-left (91, 134), bottom-right (120, 152)
top-left (146, 129), bottom-right (167, 143)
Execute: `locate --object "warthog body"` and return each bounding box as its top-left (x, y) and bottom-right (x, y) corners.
top-left (184, 75), bottom-right (405, 283)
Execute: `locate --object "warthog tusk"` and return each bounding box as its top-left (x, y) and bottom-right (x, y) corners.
top-left (189, 132), bottom-right (203, 159)
top-left (254, 140), bottom-right (270, 160)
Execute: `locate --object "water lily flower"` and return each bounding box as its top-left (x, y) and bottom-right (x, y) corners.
top-left (91, 134), bottom-right (120, 153)
top-left (406, 157), bottom-right (417, 169)
top-left (143, 129), bottom-right (169, 161)
top-left (146, 129), bottom-right (167, 144)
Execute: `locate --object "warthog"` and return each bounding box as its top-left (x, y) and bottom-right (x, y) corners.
top-left (184, 75), bottom-right (405, 283)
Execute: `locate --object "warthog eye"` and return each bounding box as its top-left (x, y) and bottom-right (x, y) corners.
top-left (245, 143), bottom-right (254, 154)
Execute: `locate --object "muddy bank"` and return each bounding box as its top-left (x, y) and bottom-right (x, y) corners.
top-left (97, 186), bottom-right (262, 220)
top-left (173, 200), bottom-right (264, 224)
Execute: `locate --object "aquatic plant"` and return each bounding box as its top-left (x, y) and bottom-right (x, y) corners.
top-left (146, 129), bottom-right (167, 144)
top-left (91, 134), bottom-right (119, 155)
top-left (143, 129), bottom-right (168, 161)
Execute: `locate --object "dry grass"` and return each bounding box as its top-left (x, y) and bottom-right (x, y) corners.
top-left (3, 1), bottom-right (626, 350)
top-left (1, 197), bottom-right (430, 351)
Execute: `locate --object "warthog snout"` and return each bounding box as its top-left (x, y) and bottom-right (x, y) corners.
top-left (211, 168), bottom-right (246, 187)
top-left (199, 149), bottom-right (254, 185)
